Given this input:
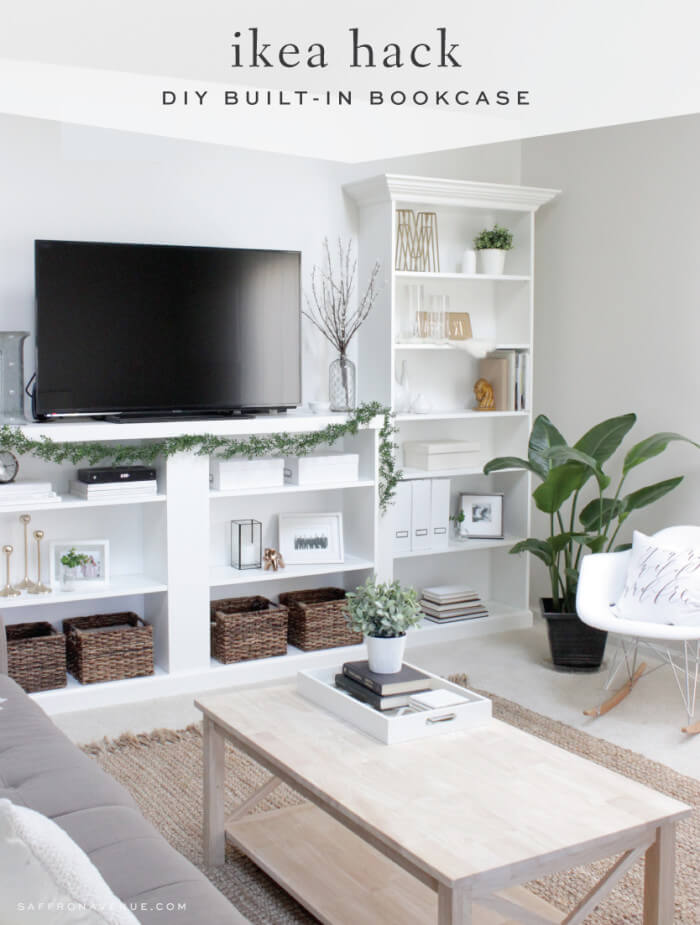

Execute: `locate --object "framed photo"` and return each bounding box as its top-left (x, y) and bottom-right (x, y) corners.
top-left (457, 492), bottom-right (504, 540)
top-left (278, 512), bottom-right (344, 565)
top-left (49, 540), bottom-right (110, 590)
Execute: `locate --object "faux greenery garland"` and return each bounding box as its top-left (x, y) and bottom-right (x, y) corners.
top-left (0, 402), bottom-right (401, 513)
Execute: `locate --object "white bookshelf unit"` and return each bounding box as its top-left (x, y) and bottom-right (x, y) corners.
top-left (5, 175), bottom-right (558, 715)
top-left (345, 174), bottom-right (559, 630)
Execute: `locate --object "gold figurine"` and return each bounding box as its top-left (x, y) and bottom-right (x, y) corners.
top-left (263, 548), bottom-right (285, 572)
top-left (474, 378), bottom-right (495, 411)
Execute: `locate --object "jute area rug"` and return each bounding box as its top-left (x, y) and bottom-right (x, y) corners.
top-left (82, 682), bottom-right (699, 925)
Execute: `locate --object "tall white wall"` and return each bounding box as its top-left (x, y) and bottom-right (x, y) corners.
top-left (522, 114), bottom-right (700, 596)
top-left (0, 115), bottom-right (521, 407)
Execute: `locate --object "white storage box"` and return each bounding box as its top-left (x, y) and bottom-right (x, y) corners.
top-left (403, 440), bottom-right (481, 471)
top-left (297, 664), bottom-right (492, 745)
top-left (284, 453), bottom-right (359, 486)
top-left (211, 457), bottom-right (284, 491)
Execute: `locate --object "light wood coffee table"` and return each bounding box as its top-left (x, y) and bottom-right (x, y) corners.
top-left (196, 684), bottom-right (689, 924)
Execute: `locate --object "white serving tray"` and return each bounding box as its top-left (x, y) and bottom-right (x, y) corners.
top-left (297, 663), bottom-right (492, 745)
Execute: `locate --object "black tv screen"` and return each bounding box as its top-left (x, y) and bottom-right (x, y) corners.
top-left (34, 240), bottom-right (301, 418)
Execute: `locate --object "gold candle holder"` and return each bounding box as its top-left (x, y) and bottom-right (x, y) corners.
top-left (0, 544), bottom-right (20, 597)
top-left (28, 530), bottom-right (52, 594)
top-left (14, 514), bottom-right (37, 591)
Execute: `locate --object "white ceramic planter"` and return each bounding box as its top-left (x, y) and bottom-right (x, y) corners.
top-left (478, 248), bottom-right (507, 275)
top-left (366, 634), bottom-right (407, 674)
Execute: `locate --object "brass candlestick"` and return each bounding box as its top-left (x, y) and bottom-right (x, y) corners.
top-left (14, 514), bottom-right (37, 591)
top-left (0, 545), bottom-right (20, 597)
top-left (27, 530), bottom-right (51, 594)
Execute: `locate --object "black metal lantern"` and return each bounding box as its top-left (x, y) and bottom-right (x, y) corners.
top-left (231, 519), bottom-right (262, 570)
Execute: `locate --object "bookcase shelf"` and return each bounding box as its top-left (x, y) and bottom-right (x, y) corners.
top-left (17, 175), bottom-right (558, 717)
top-left (346, 173), bottom-right (558, 619)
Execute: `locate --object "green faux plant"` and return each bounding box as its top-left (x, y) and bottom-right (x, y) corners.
top-left (473, 224), bottom-right (513, 251)
top-left (60, 548), bottom-right (89, 569)
top-left (485, 414), bottom-right (699, 613)
top-left (345, 577), bottom-right (422, 638)
top-left (0, 402), bottom-right (401, 514)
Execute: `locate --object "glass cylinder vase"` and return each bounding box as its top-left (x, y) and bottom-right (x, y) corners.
top-left (0, 332), bottom-right (28, 423)
top-left (329, 354), bottom-right (356, 412)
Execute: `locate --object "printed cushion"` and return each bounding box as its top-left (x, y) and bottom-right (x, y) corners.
top-left (613, 530), bottom-right (700, 625)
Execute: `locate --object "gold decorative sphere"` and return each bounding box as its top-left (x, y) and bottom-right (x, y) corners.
top-left (33, 530), bottom-right (45, 540)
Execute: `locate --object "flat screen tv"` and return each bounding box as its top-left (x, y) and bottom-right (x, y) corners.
top-left (34, 240), bottom-right (301, 419)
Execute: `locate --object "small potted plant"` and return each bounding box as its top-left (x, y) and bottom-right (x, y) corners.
top-left (485, 413), bottom-right (699, 669)
top-left (60, 547), bottom-right (89, 592)
top-left (345, 577), bottom-right (422, 673)
top-left (473, 224), bottom-right (513, 275)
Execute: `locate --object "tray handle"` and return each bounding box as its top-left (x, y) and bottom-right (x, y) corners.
top-left (425, 712), bottom-right (457, 725)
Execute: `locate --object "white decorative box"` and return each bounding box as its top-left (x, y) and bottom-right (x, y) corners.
top-left (403, 440), bottom-right (481, 471)
top-left (284, 453), bottom-right (359, 485)
top-left (297, 664), bottom-right (492, 745)
top-left (211, 457), bottom-right (284, 491)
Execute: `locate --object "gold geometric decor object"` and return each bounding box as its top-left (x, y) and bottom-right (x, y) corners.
top-left (414, 211), bottom-right (440, 272)
top-left (395, 209), bottom-right (417, 271)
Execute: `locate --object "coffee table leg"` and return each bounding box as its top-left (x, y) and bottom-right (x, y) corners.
top-left (643, 821), bottom-right (676, 924)
top-left (203, 716), bottom-right (226, 866)
top-left (438, 883), bottom-right (471, 924)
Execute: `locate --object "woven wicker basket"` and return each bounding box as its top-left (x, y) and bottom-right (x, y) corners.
top-left (278, 587), bottom-right (361, 651)
top-left (63, 612), bottom-right (154, 684)
top-left (210, 596), bottom-right (288, 664)
top-left (6, 622), bottom-right (67, 693)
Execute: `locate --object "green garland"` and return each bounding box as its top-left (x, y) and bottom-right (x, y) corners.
top-left (0, 402), bottom-right (401, 513)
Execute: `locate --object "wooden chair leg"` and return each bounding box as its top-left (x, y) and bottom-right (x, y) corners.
top-left (584, 663), bottom-right (647, 718)
top-left (681, 720), bottom-right (700, 734)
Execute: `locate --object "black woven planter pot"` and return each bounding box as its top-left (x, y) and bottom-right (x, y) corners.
top-left (540, 598), bottom-right (607, 671)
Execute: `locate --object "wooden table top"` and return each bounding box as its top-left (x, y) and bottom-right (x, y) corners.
top-left (196, 684), bottom-right (689, 887)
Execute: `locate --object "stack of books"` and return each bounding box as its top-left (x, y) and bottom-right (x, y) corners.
top-left (69, 479), bottom-right (158, 501)
top-left (419, 585), bottom-right (489, 623)
top-left (335, 660), bottom-right (433, 712)
top-left (0, 481), bottom-right (60, 506)
top-left (478, 348), bottom-right (528, 411)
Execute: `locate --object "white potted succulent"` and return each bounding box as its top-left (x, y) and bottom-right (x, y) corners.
top-left (345, 577), bottom-right (422, 674)
top-left (473, 224), bottom-right (513, 275)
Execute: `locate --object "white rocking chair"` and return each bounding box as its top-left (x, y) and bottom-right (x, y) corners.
top-left (576, 526), bottom-right (700, 734)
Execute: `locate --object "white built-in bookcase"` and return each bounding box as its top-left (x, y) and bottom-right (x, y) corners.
top-left (345, 174), bottom-right (559, 626)
top-left (5, 175), bottom-right (557, 715)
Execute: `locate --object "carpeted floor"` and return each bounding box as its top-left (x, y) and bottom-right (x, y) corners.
top-left (82, 684), bottom-right (699, 924)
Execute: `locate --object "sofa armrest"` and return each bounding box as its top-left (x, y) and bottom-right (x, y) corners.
top-left (0, 613), bottom-right (7, 675)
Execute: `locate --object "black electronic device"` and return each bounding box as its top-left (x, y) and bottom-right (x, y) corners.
top-left (34, 241), bottom-right (302, 420)
top-left (77, 466), bottom-right (157, 484)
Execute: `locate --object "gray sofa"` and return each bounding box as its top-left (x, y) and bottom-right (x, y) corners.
top-left (0, 623), bottom-right (248, 924)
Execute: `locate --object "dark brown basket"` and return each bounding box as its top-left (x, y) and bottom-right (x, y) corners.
top-left (210, 595), bottom-right (288, 664)
top-left (6, 622), bottom-right (67, 693)
top-left (278, 587), bottom-right (361, 651)
top-left (63, 612), bottom-right (154, 684)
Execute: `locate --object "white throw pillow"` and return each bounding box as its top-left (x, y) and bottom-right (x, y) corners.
top-left (0, 799), bottom-right (139, 925)
top-left (613, 530), bottom-right (700, 626)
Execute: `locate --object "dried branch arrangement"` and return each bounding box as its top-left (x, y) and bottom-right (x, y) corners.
top-left (303, 238), bottom-right (381, 355)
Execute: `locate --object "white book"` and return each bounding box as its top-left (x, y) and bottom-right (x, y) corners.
top-left (409, 688), bottom-right (471, 711)
top-left (422, 584), bottom-right (478, 604)
top-left (0, 481), bottom-right (53, 494)
top-left (70, 480), bottom-right (157, 497)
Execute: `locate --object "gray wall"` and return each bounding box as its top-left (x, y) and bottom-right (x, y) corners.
top-left (522, 114), bottom-right (700, 595)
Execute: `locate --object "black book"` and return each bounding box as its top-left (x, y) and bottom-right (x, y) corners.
top-left (334, 674), bottom-right (411, 711)
top-left (342, 660), bottom-right (432, 696)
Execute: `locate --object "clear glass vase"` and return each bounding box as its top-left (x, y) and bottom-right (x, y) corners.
top-left (0, 332), bottom-right (29, 423)
top-left (329, 354), bottom-right (356, 412)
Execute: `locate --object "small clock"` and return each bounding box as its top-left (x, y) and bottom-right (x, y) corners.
top-left (0, 451), bottom-right (19, 484)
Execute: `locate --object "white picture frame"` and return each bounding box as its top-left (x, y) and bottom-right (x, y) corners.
top-left (49, 539), bottom-right (111, 590)
top-left (278, 512), bottom-right (344, 565)
top-left (457, 492), bottom-right (504, 540)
